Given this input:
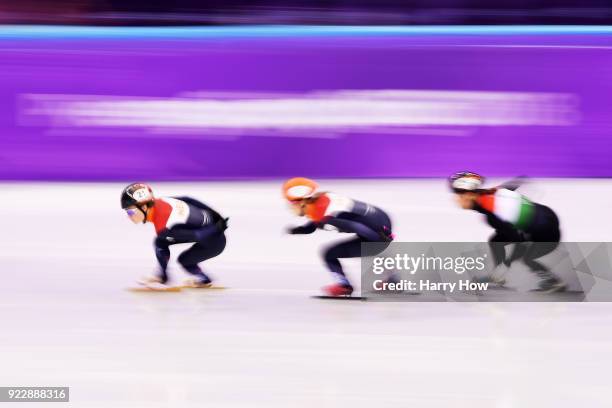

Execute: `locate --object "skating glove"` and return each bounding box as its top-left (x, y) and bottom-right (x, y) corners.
top-left (287, 223), bottom-right (318, 234)
top-left (215, 217), bottom-right (229, 232)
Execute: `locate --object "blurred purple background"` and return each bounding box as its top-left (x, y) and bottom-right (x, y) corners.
top-left (1, 27), bottom-right (611, 180)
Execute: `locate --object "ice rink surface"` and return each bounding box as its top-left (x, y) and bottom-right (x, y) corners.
top-left (1, 179), bottom-right (612, 407)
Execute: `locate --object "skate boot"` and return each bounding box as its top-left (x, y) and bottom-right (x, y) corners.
top-left (144, 281), bottom-right (175, 290)
top-left (133, 278), bottom-right (177, 291)
top-left (531, 277), bottom-right (566, 293)
top-left (323, 283), bottom-right (354, 297)
top-left (137, 275), bottom-right (163, 286)
top-left (182, 276), bottom-right (213, 288)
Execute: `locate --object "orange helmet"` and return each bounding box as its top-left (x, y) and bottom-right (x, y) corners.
top-left (282, 177), bottom-right (318, 201)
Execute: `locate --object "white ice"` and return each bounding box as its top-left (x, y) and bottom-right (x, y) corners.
top-left (0, 179), bottom-right (611, 407)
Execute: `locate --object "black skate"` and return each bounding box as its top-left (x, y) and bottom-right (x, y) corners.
top-left (531, 278), bottom-right (566, 293)
top-left (182, 276), bottom-right (213, 288)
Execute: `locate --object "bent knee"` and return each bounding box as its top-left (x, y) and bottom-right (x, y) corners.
top-left (154, 236), bottom-right (170, 249)
top-left (177, 252), bottom-right (193, 267)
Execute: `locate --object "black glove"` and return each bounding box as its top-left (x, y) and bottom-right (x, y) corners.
top-left (287, 223), bottom-right (317, 235)
top-left (215, 217), bottom-right (229, 232)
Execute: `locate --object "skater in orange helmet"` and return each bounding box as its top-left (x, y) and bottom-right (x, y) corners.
top-left (283, 177), bottom-right (394, 297)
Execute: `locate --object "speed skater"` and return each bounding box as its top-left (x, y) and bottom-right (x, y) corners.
top-left (283, 177), bottom-right (394, 296)
top-left (450, 172), bottom-right (566, 293)
top-left (121, 183), bottom-right (228, 289)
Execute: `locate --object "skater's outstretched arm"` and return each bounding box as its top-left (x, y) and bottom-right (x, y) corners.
top-left (153, 240), bottom-right (170, 283)
top-left (287, 222), bottom-right (318, 234)
top-left (155, 243), bottom-right (170, 283)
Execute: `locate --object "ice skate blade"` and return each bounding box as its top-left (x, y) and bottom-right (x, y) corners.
top-left (312, 295), bottom-right (367, 301)
top-left (178, 285), bottom-right (228, 290)
top-left (530, 285), bottom-right (568, 294)
top-left (127, 286), bottom-right (182, 292)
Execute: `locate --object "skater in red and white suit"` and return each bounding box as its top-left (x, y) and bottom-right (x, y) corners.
top-left (121, 183), bottom-right (228, 288)
top-left (283, 178), bottom-right (394, 296)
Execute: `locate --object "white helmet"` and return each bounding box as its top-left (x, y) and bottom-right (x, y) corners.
top-left (449, 172), bottom-right (484, 192)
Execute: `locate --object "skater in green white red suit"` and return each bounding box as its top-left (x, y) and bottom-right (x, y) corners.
top-left (450, 172), bottom-right (566, 293)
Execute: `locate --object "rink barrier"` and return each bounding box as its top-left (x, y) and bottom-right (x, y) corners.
top-left (1, 26), bottom-right (612, 180)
